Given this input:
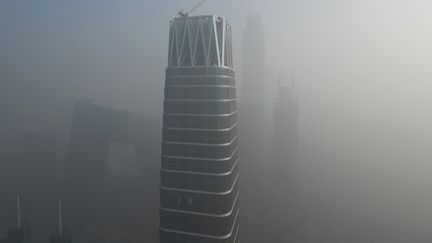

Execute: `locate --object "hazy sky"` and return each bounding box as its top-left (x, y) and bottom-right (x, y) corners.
top-left (1, 0), bottom-right (432, 240)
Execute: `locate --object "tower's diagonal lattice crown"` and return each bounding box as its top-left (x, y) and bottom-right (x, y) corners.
top-left (168, 15), bottom-right (233, 68)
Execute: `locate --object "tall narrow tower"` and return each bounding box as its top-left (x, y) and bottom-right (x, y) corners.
top-left (50, 201), bottom-right (72, 243)
top-left (2, 196), bottom-right (32, 243)
top-left (242, 15), bottom-right (265, 107)
top-left (273, 80), bottom-right (299, 201)
top-left (239, 15), bottom-right (266, 243)
top-left (160, 14), bottom-right (239, 243)
top-left (266, 79), bottom-right (302, 242)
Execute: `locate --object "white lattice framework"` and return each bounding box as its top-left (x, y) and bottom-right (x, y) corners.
top-left (168, 15), bottom-right (233, 68)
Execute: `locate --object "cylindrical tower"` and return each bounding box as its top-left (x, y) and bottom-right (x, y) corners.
top-left (159, 15), bottom-right (239, 243)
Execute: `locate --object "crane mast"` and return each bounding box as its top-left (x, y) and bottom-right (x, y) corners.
top-left (178, 0), bottom-right (205, 17)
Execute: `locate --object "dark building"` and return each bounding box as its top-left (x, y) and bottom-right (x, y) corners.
top-left (241, 15), bottom-right (265, 108)
top-left (64, 100), bottom-right (128, 198)
top-left (2, 221), bottom-right (32, 243)
top-left (49, 227), bottom-right (72, 243)
top-left (0, 132), bottom-right (59, 243)
top-left (264, 80), bottom-right (303, 242)
top-left (239, 15), bottom-right (266, 243)
top-left (64, 100), bottom-right (128, 222)
top-left (2, 197), bottom-right (32, 243)
top-left (273, 82), bottom-right (299, 200)
top-left (63, 101), bottom-right (160, 225)
top-left (50, 202), bottom-right (72, 243)
top-left (0, 133), bottom-right (60, 243)
top-left (160, 14), bottom-right (239, 243)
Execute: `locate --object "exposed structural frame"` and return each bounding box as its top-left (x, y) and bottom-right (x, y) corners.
top-left (168, 15), bottom-right (233, 68)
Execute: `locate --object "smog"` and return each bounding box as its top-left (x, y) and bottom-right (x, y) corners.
top-left (1, 1), bottom-right (432, 242)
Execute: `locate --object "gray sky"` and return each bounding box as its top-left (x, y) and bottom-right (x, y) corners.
top-left (1, 0), bottom-right (432, 240)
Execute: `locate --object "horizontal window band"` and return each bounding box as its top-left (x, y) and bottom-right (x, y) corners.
top-left (163, 123), bottom-right (237, 132)
top-left (162, 122), bottom-right (237, 130)
top-left (161, 159), bottom-right (238, 176)
top-left (233, 223), bottom-right (240, 243)
top-left (163, 109), bottom-right (237, 116)
top-left (160, 191), bottom-right (239, 217)
top-left (162, 147), bottom-right (238, 162)
top-left (165, 85), bottom-right (235, 88)
top-left (166, 74), bottom-right (235, 79)
top-left (167, 65), bottom-right (234, 70)
top-left (162, 136), bottom-right (238, 147)
top-left (164, 98), bottom-right (236, 102)
top-left (160, 174), bottom-right (239, 195)
top-left (160, 208), bottom-right (239, 240)
top-left (163, 111), bottom-right (237, 117)
top-left (166, 72), bottom-right (234, 77)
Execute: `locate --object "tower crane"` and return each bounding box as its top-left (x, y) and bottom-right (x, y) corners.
top-left (178, 0), bottom-right (206, 17)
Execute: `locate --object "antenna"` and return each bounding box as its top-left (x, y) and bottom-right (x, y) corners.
top-left (178, 0), bottom-right (206, 17)
top-left (58, 201), bottom-right (63, 235)
top-left (17, 195), bottom-right (21, 228)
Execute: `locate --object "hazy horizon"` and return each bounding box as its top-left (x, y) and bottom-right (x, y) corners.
top-left (1, 0), bottom-right (432, 242)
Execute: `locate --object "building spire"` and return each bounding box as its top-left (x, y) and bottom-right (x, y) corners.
top-left (17, 195), bottom-right (21, 228)
top-left (58, 201), bottom-right (63, 235)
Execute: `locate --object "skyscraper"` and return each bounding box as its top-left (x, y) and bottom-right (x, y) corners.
top-left (1, 196), bottom-right (32, 243)
top-left (160, 14), bottom-right (239, 243)
top-left (1, 221), bottom-right (32, 243)
top-left (239, 15), bottom-right (266, 243)
top-left (241, 15), bottom-right (265, 107)
top-left (265, 79), bottom-right (302, 242)
top-left (64, 101), bottom-right (160, 226)
top-left (273, 81), bottom-right (299, 200)
top-left (50, 202), bottom-right (72, 243)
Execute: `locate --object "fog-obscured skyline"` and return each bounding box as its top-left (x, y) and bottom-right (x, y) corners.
top-left (1, 0), bottom-right (432, 242)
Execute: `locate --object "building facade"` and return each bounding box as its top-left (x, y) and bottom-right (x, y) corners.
top-left (64, 101), bottom-right (160, 226)
top-left (1, 221), bottom-right (32, 243)
top-left (265, 82), bottom-right (302, 242)
top-left (239, 15), bottom-right (266, 243)
top-left (273, 84), bottom-right (299, 200)
top-left (49, 227), bottom-right (72, 243)
top-left (160, 15), bottom-right (239, 243)
top-left (241, 15), bottom-right (265, 107)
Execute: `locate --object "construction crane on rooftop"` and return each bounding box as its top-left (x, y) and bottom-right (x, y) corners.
top-left (178, 0), bottom-right (206, 17)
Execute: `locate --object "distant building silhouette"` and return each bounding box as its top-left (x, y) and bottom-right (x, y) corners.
top-left (1, 196), bottom-right (32, 243)
top-left (241, 15), bottom-right (265, 107)
top-left (64, 101), bottom-right (160, 224)
top-left (49, 201), bottom-right (72, 243)
top-left (9, 133), bottom-right (60, 243)
top-left (0, 132), bottom-right (59, 243)
top-left (64, 101), bottom-right (128, 216)
top-left (160, 14), bottom-right (239, 243)
top-left (49, 227), bottom-right (71, 243)
top-left (2, 221), bottom-right (32, 243)
top-left (273, 80), bottom-right (299, 201)
top-left (264, 77), bottom-right (303, 242)
top-left (239, 15), bottom-right (266, 243)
